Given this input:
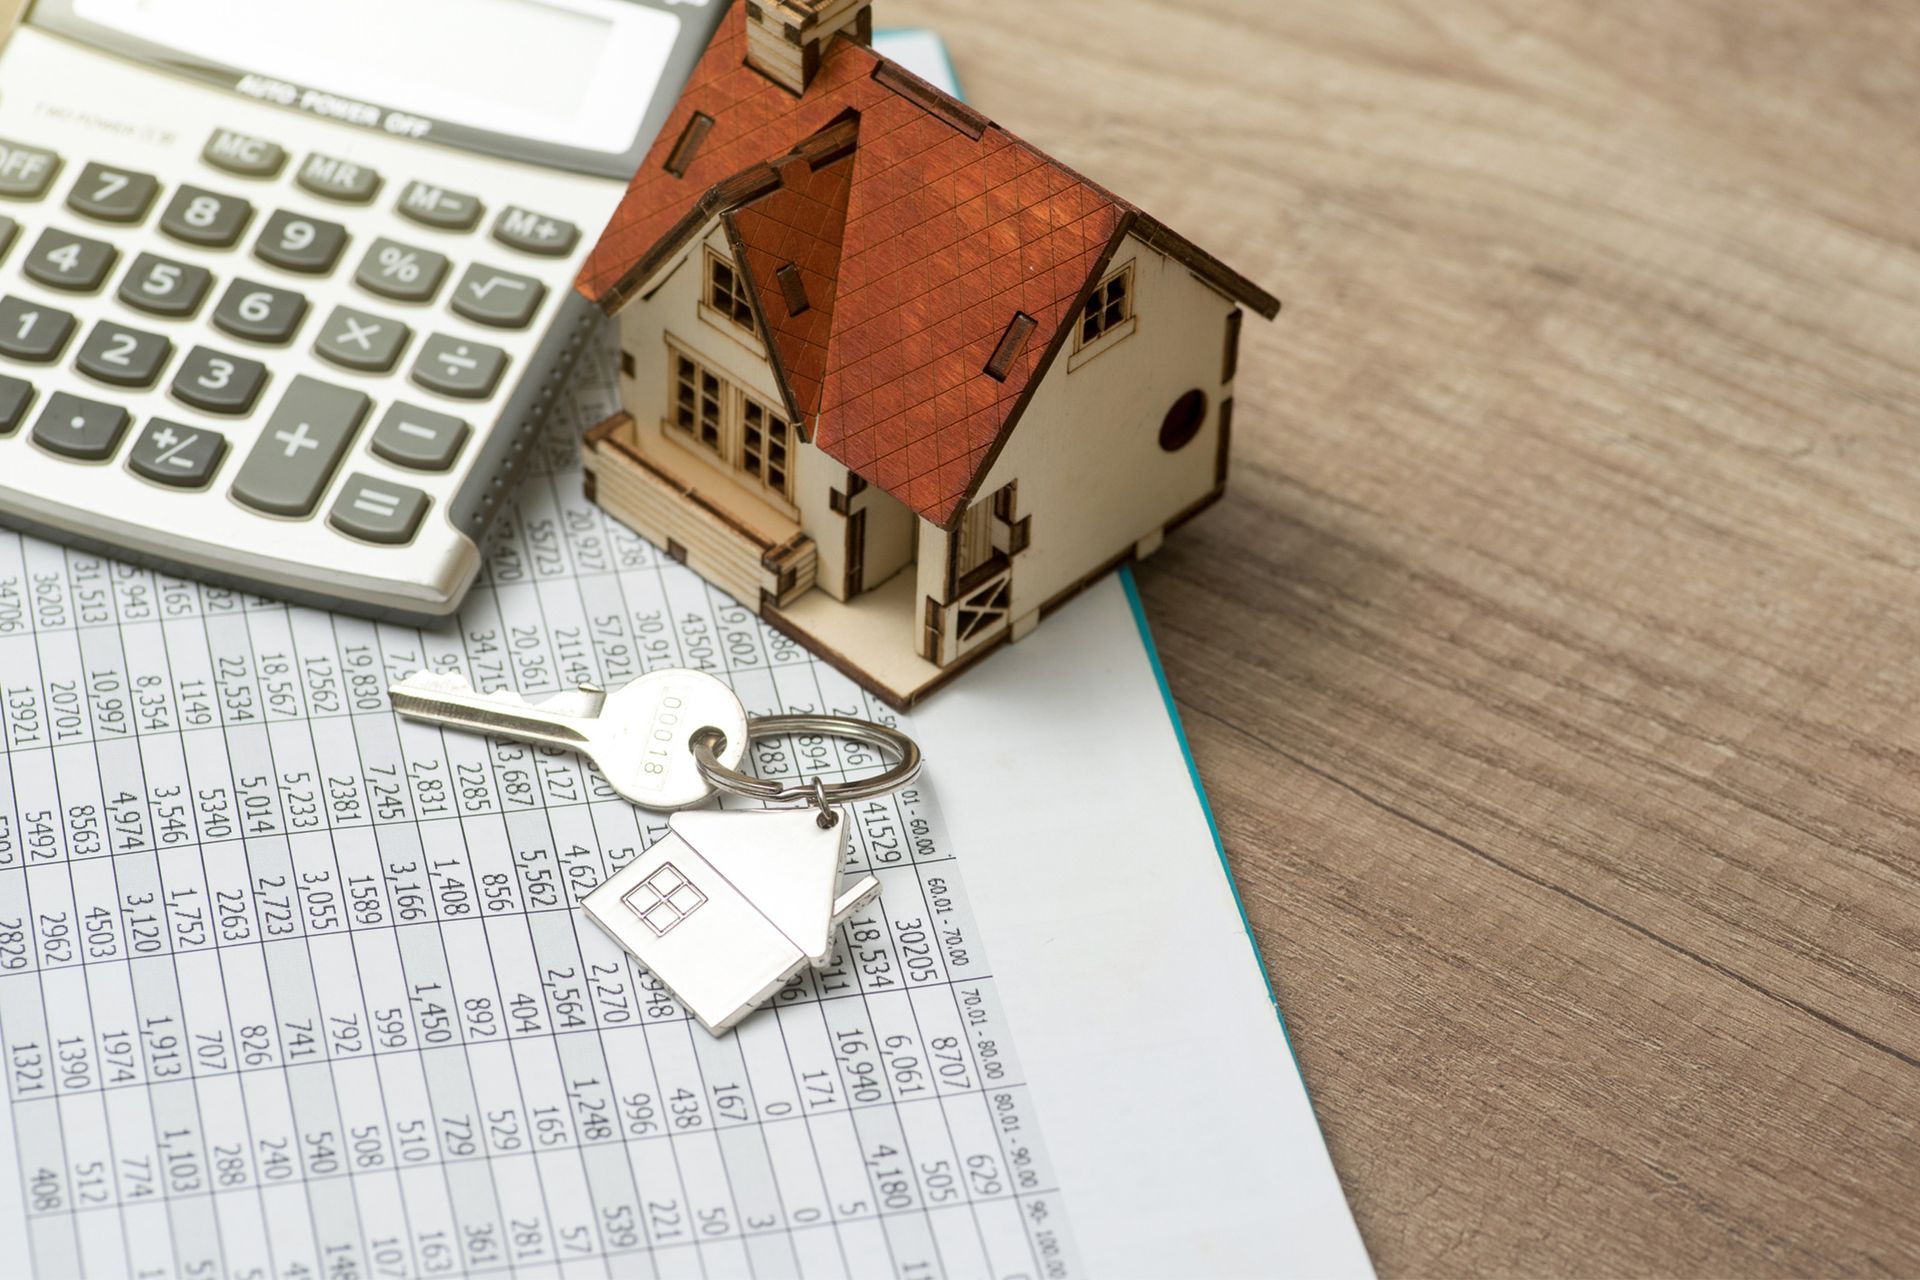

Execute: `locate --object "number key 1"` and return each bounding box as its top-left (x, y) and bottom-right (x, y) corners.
top-left (256, 209), bottom-right (347, 274)
top-left (0, 294), bottom-right (78, 363)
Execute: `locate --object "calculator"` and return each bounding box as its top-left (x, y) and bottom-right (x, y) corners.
top-left (0, 0), bottom-right (722, 619)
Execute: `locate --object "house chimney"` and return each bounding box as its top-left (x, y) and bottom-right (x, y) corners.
top-left (746, 0), bottom-right (873, 95)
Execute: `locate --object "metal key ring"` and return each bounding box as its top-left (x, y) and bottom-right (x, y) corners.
top-left (691, 714), bottom-right (921, 807)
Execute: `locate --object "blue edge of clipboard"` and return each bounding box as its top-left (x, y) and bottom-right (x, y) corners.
top-left (898, 30), bottom-right (1299, 1054)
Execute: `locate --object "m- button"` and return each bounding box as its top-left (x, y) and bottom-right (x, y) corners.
top-left (202, 129), bottom-right (287, 179)
top-left (230, 375), bottom-right (370, 516)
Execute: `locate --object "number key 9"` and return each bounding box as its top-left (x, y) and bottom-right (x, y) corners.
top-left (256, 209), bottom-right (347, 274)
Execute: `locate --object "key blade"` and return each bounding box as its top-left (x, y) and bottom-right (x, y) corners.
top-left (389, 672), bottom-right (597, 751)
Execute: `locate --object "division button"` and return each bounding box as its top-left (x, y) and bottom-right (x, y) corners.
top-left (0, 374), bottom-right (33, 434)
top-left (256, 210), bottom-right (348, 274)
top-left (159, 184), bottom-right (254, 248)
top-left (212, 278), bottom-right (309, 344)
top-left (411, 333), bottom-right (506, 399)
top-left (450, 263), bottom-right (545, 328)
top-left (172, 345), bottom-right (267, 415)
top-left (491, 206), bottom-right (578, 256)
top-left (230, 375), bottom-right (371, 517)
top-left (296, 153), bottom-right (380, 204)
top-left (0, 139), bottom-right (61, 200)
top-left (23, 227), bottom-right (117, 292)
top-left (129, 418), bottom-right (228, 487)
top-left (329, 472), bottom-right (429, 544)
top-left (0, 295), bottom-right (78, 362)
top-left (315, 304), bottom-right (412, 373)
top-left (355, 236), bottom-right (448, 303)
top-left (118, 252), bottom-right (214, 318)
top-left (398, 181), bottom-right (482, 231)
top-left (369, 402), bottom-right (469, 471)
top-left (75, 320), bottom-right (173, 389)
top-left (31, 390), bottom-right (130, 460)
top-left (65, 162), bottom-right (161, 223)
top-left (202, 128), bottom-right (287, 179)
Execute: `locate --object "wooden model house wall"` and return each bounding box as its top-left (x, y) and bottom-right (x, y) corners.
top-left (576, 0), bottom-right (1279, 706)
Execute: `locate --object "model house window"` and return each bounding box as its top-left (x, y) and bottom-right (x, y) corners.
top-left (671, 351), bottom-right (725, 457)
top-left (740, 397), bottom-right (793, 500)
top-left (1078, 264), bottom-right (1133, 348)
top-left (706, 248), bottom-right (756, 332)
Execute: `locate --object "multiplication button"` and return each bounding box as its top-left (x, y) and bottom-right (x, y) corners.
top-left (129, 419), bottom-right (227, 487)
top-left (315, 305), bottom-right (411, 373)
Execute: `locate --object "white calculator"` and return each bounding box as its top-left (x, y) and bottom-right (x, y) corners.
top-left (0, 0), bottom-right (721, 619)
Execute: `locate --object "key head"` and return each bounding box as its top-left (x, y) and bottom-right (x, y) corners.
top-left (591, 669), bottom-right (749, 810)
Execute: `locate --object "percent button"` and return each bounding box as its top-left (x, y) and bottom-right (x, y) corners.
top-left (354, 236), bottom-right (449, 304)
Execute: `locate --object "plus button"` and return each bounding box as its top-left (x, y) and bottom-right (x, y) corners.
top-left (275, 423), bottom-right (319, 457)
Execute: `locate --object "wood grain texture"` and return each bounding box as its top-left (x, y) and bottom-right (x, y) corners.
top-left (887, 0), bottom-right (1920, 1274)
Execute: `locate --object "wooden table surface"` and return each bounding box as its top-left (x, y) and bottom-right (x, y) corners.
top-left (3, 0), bottom-right (1911, 1272)
top-left (894, 0), bottom-right (1920, 1274)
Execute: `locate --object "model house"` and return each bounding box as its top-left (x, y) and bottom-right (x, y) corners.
top-left (576, 0), bottom-right (1279, 706)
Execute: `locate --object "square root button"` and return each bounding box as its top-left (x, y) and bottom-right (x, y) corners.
top-left (329, 473), bottom-right (428, 544)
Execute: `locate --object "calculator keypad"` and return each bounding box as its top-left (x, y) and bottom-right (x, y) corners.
top-left (0, 139), bottom-right (61, 200)
top-left (202, 128), bottom-right (286, 179)
top-left (398, 181), bottom-right (481, 231)
top-left (118, 252), bottom-right (213, 317)
top-left (25, 227), bottom-right (117, 291)
top-left (0, 294), bottom-right (77, 361)
top-left (32, 389), bottom-right (129, 459)
top-left (160, 184), bottom-right (254, 248)
top-left (212, 278), bottom-right (309, 344)
top-left (75, 319), bottom-right (172, 388)
top-left (128, 418), bottom-right (227, 487)
top-left (66, 162), bottom-right (161, 223)
top-left (256, 209), bottom-right (348, 274)
top-left (451, 263), bottom-right (545, 329)
top-left (329, 471), bottom-right (428, 544)
top-left (355, 236), bottom-right (448, 303)
top-left (0, 374), bottom-right (32, 432)
top-left (0, 216), bottom-right (16, 261)
top-left (297, 154), bottom-right (381, 204)
top-left (315, 304), bottom-right (411, 373)
top-left (412, 334), bottom-right (506, 399)
top-left (230, 375), bottom-right (370, 516)
top-left (172, 345), bottom-right (266, 415)
top-left (492, 206), bottom-right (579, 256)
top-left (370, 402), bottom-right (468, 471)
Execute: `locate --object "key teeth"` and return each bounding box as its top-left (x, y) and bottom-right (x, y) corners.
top-left (391, 670), bottom-right (474, 696)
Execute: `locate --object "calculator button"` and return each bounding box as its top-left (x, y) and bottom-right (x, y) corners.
top-left (0, 295), bottom-right (77, 362)
top-left (31, 390), bottom-right (130, 460)
top-left (0, 215), bottom-right (18, 262)
top-left (159, 185), bottom-right (254, 248)
top-left (172, 345), bottom-right (266, 415)
top-left (370, 402), bottom-right (469, 471)
top-left (255, 210), bottom-right (348, 275)
top-left (23, 227), bottom-right (117, 292)
top-left (411, 334), bottom-right (507, 399)
top-left (492, 206), bottom-right (579, 257)
top-left (355, 237), bottom-right (449, 303)
top-left (329, 472), bottom-right (429, 544)
top-left (75, 320), bottom-right (172, 389)
top-left (129, 419), bottom-right (228, 488)
top-left (0, 139), bottom-right (61, 200)
top-left (450, 263), bottom-right (546, 329)
top-left (297, 154), bottom-right (380, 204)
top-left (0, 375), bottom-right (33, 433)
top-left (212, 279), bottom-right (309, 344)
top-left (398, 181), bottom-right (482, 232)
top-left (117, 252), bottom-right (213, 318)
top-left (65, 162), bottom-right (160, 224)
top-left (202, 129), bottom-right (286, 179)
top-left (315, 305), bottom-right (412, 373)
top-left (230, 375), bottom-right (370, 516)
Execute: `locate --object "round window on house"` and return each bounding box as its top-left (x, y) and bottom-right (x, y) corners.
top-left (1158, 389), bottom-right (1207, 451)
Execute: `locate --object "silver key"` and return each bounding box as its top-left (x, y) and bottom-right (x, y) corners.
top-left (389, 668), bottom-right (750, 810)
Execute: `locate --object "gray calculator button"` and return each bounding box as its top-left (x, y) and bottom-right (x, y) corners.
top-left (231, 375), bottom-right (370, 516)
top-left (129, 418), bottom-right (228, 487)
top-left (66, 162), bottom-right (160, 223)
top-left (256, 210), bottom-right (348, 274)
top-left (23, 227), bottom-right (117, 292)
top-left (355, 237), bottom-right (448, 303)
top-left (411, 334), bottom-right (507, 399)
top-left (76, 320), bottom-right (172, 389)
top-left (329, 472), bottom-right (429, 544)
top-left (172, 345), bottom-right (266, 415)
top-left (492, 206), bottom-right (579, 257)
top-left (31, 390), bottom-right (130, 460)
top-left (0, 140), bottom-right (61, 200)
top-left (315, 305), bottom-right (412, 373)
top-left (370, 402), bottom-right (468, 471)
top-left (118, 252), bottom-right (213, 318)
top-left (212, 278), bottom-right (309, 344)
top-left (203, 129), bottom-right (286, 179)
top-left (0, 375), bottom-right (33, 433)
top-left (297, 154), bottom-right (380, 204)
top-left (450, 263), bottom-right (545, 329)
top-left (398, 181), bottom-right (482, 231)
top-left (0, 295), bottom-right (77, 362)
top-left (0, 215), bottom-right (15, 261)
top-left (159, 185), bottom-right (253, 248)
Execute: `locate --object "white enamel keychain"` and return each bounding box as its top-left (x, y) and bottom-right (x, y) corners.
top-left (390, 671), bottom-right (921, 1034)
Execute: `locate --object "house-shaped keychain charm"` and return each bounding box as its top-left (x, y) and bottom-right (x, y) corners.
top-left (582, 807), bottom-right (880, 1033)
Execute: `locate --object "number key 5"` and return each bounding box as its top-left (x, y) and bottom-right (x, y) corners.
top-left (118, 252), bottom-right (213, 318)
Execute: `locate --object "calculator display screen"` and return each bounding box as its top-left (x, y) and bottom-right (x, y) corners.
top-left (40, 0), bottom-right (705, 175)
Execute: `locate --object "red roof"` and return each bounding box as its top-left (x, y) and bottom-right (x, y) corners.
top-left (577, 5), bottom-right (1277, 527)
